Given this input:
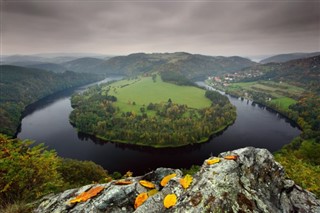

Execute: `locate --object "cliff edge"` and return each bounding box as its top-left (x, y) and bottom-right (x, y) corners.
top-left (35, 147), bottom-right (320, 212)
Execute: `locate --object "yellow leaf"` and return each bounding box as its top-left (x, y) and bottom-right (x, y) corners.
top-left (179, 174), bottom-right (193, 189)
top-left (147, 189), bottom-right (158, 197)
top-left (69, 186), bottom-right (104, 204)
top-left (114, 180), bottom-right (133, 185)
top-left (224, 155), bottom-right (238, 160)
top-left (134, 192), bottom-right (148, 209)
top-left (207, 158), bottom-right (220, 165)
top-left (124, 171), bottom-right (133, 177)
top-left (163, 194), bottom-right (177, 208)
top-left (160, 173), bottom-right (176, 187)
top-left (139, 180), bottom-right (155, 189)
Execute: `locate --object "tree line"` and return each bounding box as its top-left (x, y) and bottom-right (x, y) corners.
top-left (70, 86), bottom-right (236, 147)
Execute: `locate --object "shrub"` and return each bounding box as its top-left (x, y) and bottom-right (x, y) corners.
top-left (57, 158), bottom-right (109, 188)
top-left (0, 134), bottom-right (63, 205)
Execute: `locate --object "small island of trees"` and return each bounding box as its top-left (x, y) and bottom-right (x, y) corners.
top-left (70, 75), bottom-right (236, 147)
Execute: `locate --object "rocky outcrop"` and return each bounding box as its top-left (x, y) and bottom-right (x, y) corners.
top-left (35, 147), bottom-right (320, 213)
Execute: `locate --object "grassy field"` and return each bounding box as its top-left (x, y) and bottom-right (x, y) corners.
top-left (270, 97), bottom-right (297, 110)
top-left (107, 75), bottom-right (211, 113)
top-left (228, 81), bottom-right (304, 97)
top-left (226, 80), bottom-right (305, 110)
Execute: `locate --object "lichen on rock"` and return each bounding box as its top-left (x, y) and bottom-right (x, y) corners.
top-left (34, 147), bottom-right (320, 213)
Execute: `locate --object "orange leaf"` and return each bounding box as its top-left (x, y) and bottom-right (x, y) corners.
top-left (160, 173), bottom-right (176, 187)
top-left (179, 174), bottom-right (193, 189)
top-left (134, 192), bottom-right (148, 209)
top-left (224, 155), bottom-right (238, 160)
top-left (69, 186), bottom-right (104, 204)
top-left (207, 158), bottom-right (220, 165)
top-left (163, 194), bottom-right (177, 208)
top-left (139, 180), bottom-right (155, 189)
top-left (114, 180), bottom-right (133, 185)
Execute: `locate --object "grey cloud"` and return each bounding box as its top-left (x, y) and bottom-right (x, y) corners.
top-left (2, 1), bottom-right (319, 56)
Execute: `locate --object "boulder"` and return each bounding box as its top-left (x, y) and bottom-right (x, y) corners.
top-left (34, 147), bottom-right (320, 213)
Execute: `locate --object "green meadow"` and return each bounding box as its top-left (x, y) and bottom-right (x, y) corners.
top-left (227, 80), bottom-right (305, 110)
top-left (107, 75), bottom-right (212, 113)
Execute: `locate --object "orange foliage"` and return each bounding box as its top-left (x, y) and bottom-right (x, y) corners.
top-left (134, 192), bottom-right (148, 209)
top-left (69, 186), bottom-right (104, 204)
top-left (160, 173), bottom-right (176, 187)
top-left (114, 180), bottom-right (133, 185)
top-left (139, 180), bottom-right (155, 189)
top-left (224, 155), bottom-right (238, 160)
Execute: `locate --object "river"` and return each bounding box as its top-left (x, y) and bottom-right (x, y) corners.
top-left (17, 77), bottom-right (301, 175)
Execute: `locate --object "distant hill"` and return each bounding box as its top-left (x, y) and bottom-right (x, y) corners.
top-left (241, 55), bottom-right (320, 92)
top-left (0, 53), bottom-right (110, 65)
top-left (27, 63), bottom-right (67, 73)
top-left (62, 57), bottom-right (106, 73)
top-left (2, 53), bottom-right (256, 80)
top-left (260, 52), bottom-right (320, 64)
top-left (1, 55), bottom-right (48, 64)
top-left (99, 52), bottom-right (256, 80)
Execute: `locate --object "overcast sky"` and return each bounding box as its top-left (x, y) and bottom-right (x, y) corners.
top-left (1, 0), bottom-right (320, 57)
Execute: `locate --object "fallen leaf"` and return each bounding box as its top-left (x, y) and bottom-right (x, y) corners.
top-left (179, 174), bottom-right (193, 189)
top-left (207, 158), bottom-right (220, 165)
top-left (224, 155), bottom-right (238, 160)
top-left (160, 173), bottom-right (176, 187)
top-left (147, 189), bottom-right (158, 197)
top-left (134, 192), bottom-right (148, 209)
top-left (139, 180), bottom-right (155, 189)
top-left (69, 186), bottom-right (104, 204)
top-left (114, 180), bottom-right (133, 185)
top-left (163, 194), bottom-right (177, 208)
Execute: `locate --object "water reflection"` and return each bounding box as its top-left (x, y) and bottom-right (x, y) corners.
top-left (18, 79), bottom-right (301, 175)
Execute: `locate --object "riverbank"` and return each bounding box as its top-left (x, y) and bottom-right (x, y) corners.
top-left (70, 119), bottom-right (235, 148)
top-left (0, 65), bottom-right (105, 137)
top-left (204, 80), bottom-right (302, 130)
top-left (204, 81), bottom-right (320, 197)
top-left (18, 78), bottom-right (300, 175)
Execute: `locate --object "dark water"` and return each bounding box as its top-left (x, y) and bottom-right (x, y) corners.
top-left (17, 78), bottom-right (301, 175)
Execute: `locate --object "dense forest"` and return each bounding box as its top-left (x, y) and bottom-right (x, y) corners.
top-left (70, 77), bottom-right (236, 147)
top-left (0, 65), bottom-right (104, 136)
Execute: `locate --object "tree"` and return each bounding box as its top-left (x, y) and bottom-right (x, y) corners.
top-left (0, 134), bottom-right (63, 204)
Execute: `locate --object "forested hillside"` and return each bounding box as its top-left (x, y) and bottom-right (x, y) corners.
top-left (0, 65), bottom-right (104, 136)
top-left (99, 52), bottom-right (256, 80)
top-left (260, 52), bottom-right (320, 64)
top-left (240, 55), bottom-right (320, 93)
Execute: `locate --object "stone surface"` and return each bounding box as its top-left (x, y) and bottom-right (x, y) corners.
top-left (34, 147), bottom-right (320, 213)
